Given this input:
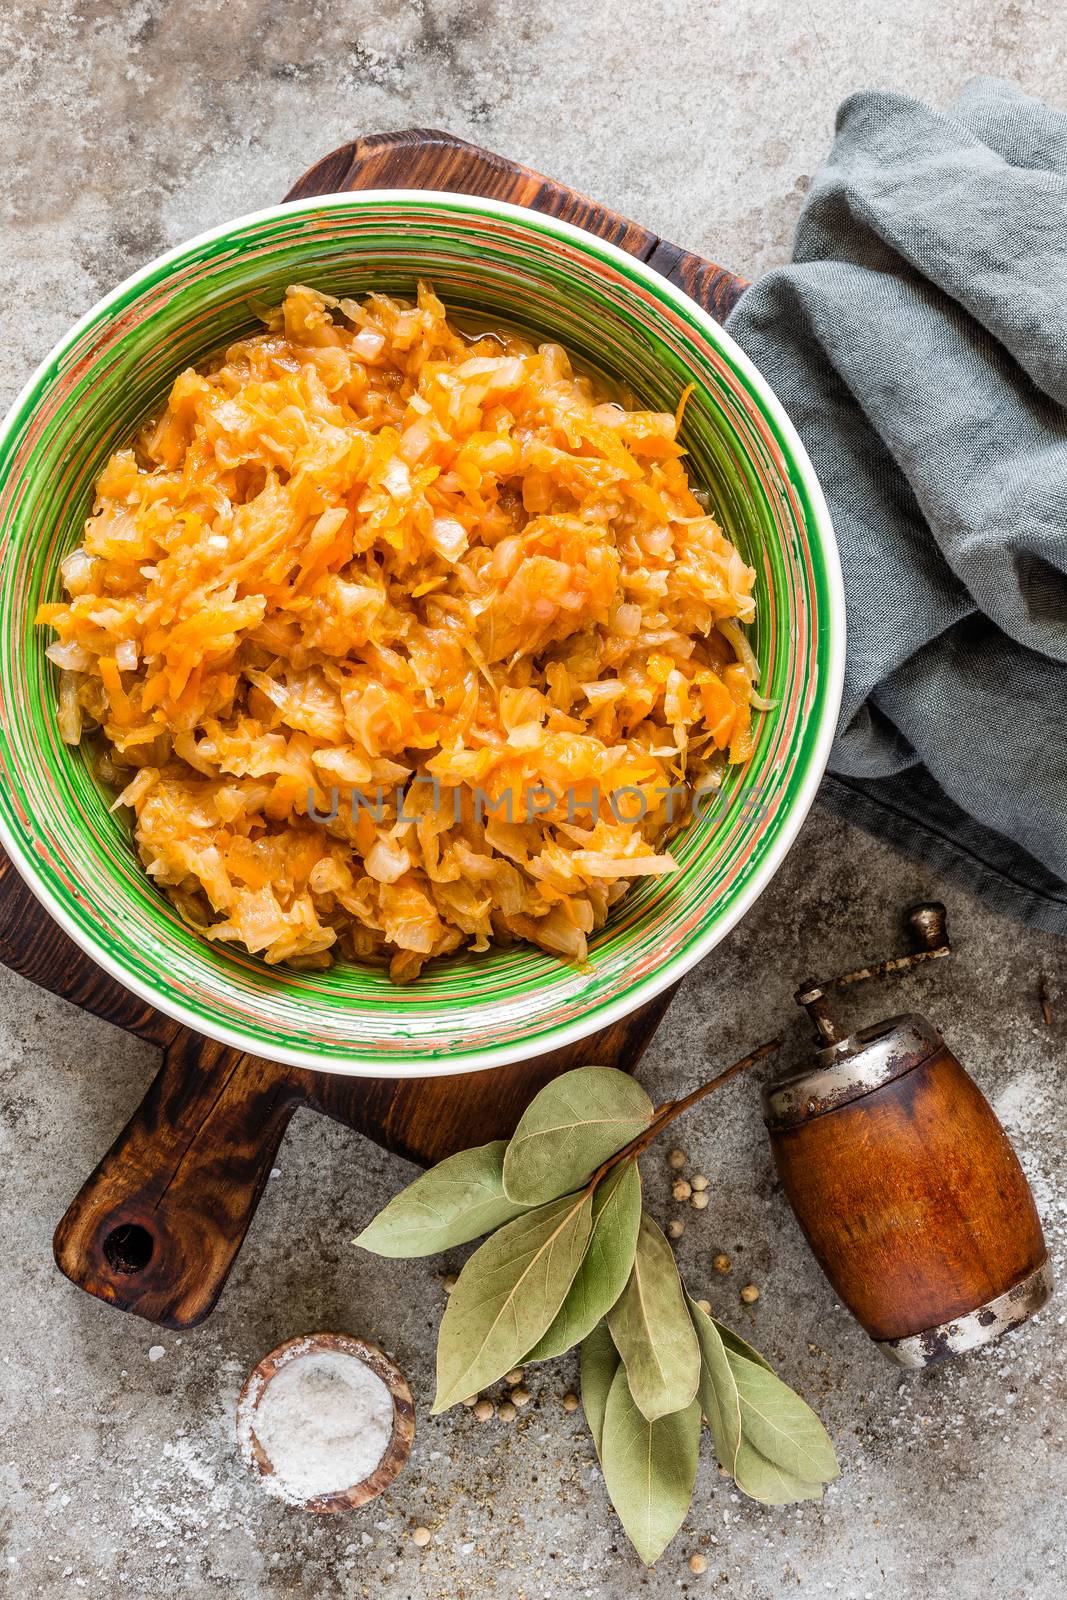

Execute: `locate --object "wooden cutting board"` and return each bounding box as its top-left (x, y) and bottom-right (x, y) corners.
top-left (3, 131), bottom-right (748, 1329)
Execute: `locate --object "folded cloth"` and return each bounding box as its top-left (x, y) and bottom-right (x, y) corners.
top-left (726, 78), bottom-right (1067, 934)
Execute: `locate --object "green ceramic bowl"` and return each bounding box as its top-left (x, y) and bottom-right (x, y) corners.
top-left (0, 194), bottom-right (843, 1076)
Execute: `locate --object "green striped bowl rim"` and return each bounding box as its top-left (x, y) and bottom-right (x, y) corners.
top-left (0, 192), bottom-right (844, 1077)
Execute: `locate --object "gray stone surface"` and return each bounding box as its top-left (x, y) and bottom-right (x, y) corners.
top-left (1, 3), bottom-right (1064, 1596)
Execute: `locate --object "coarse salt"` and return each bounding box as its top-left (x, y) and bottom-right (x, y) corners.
top-left (249, 1350), bottom-right (394, 1503)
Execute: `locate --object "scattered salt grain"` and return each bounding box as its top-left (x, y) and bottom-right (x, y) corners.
top-left (148, 1345), bottom-right (166, 1362)
top-left (250, 1351), bottom-right (394, 1503)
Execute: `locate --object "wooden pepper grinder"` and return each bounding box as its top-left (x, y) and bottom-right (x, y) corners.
top-left (762, 905), bottom-right (1052, 1368)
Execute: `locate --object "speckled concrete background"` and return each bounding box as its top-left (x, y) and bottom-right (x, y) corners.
top-left (1, 3), bottom-right (1064, 1596)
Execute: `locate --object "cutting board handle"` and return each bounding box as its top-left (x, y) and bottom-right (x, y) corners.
top-left (53, 1036), bottom-right (304, 1327)
top-left (50, 982), bottom-right (676, 1328)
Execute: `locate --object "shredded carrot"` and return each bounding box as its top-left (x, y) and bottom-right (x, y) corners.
top-left (38, 284), bottom-right (759, 980)
top-left (674, 381), bottom-right (696, 430)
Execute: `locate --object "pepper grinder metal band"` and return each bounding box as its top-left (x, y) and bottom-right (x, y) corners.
top-left (762, 905), bottom-right (1053, 1368)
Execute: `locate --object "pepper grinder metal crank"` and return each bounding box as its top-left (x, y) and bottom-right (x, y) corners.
top-left (762, 904), bottom-right (1053, 1368)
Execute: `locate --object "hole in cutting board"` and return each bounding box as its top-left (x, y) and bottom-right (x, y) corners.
top-left (102, 1222), bottom-right (154, 1275)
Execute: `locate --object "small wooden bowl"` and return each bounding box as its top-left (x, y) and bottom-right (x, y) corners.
top-left (236, 1332), bottom-right (415, 1512)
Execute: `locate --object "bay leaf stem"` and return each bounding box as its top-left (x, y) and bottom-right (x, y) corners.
top-left (586, 1036), bottom-right (782, 1190)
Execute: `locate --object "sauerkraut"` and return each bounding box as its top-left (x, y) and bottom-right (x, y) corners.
top-left (38, 284), bottom-right (760, 980)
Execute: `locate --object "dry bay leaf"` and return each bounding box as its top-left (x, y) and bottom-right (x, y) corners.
top-left (502, 1067), bottom-right (654, 1206)
top-left (580, 1321), bottom-right (620, 1459)
top-left (432, 1188), bottom-right (593, 1411)
top-left (733, 1440), bottom-right (824, 1504)
top-left (686, 1291), bottom-right (742, 1473)
top-left (726, 1348), bottom-right (838, 1485)
top-left (689, 1296), bottom-right (833, 1505)
top-left (714, 1318), bottom-right (773, 1372)
top-left (599, 1363), bottom-right (701, 1566)
top-left (525, 1161), bottom-right (642, 1362)
top-left (607, 1213), bottom-right (700, 1421)
top-left (354, 1140), bottom-right (532, 1258)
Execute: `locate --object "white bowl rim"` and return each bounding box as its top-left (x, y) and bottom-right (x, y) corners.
top-left (0, 188), bottom-right (845, 1079)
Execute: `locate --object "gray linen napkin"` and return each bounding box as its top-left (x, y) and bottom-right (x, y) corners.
top-left (726, 78), bottom-right (1067, 933)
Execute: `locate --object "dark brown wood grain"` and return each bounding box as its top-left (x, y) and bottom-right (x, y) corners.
top-left (50, 985), bottom-right (679, 1328)
top-left (53, 1037), bottom-right (300, 1327)
top-left (284, 128), bottom-right (750, 322)
top-left (0, 129), bottom-right (742, 1327)
top-left (0, 852), bottom-right (175, 1046)
top-left (768, 1044), bottom-right (1048, 1342)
